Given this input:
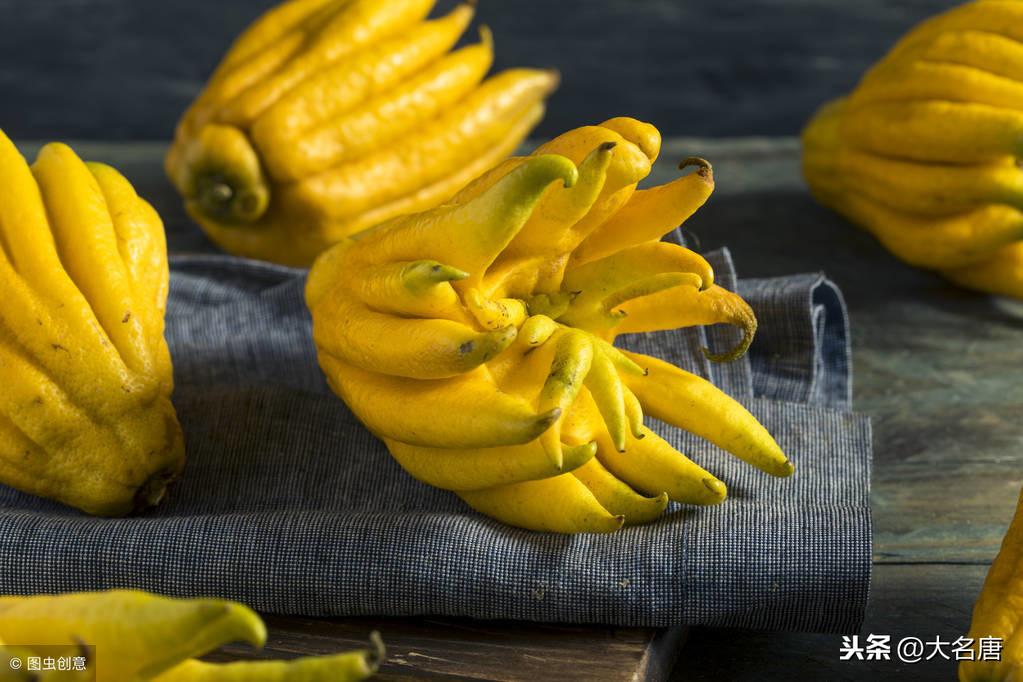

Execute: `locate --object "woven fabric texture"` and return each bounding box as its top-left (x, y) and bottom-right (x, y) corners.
top-left (0, 248), bottom-right (871, 631)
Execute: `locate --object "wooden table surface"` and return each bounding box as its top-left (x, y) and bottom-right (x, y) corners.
top-left (32, 139), bottom-right (1022, 681)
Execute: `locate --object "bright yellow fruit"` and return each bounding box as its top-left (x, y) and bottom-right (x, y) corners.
top-left (166, 0), bottom-right (558, 266)
top-left (0, 130), bottom-right (184, 517)
top-left (0, 591), bottom-right (384, 682)
top-left (960, 482), bottom-right (1023, 681)
top-left (801, 0), bottom-right (1023, 298)
top-left (152, 649), bottom-right (382, 682)
top-left (307, 118), bottom-right (793, 534)
top-left (0, 590), bottom-right (265, 681)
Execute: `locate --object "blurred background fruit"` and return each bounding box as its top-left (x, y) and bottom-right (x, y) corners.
top-left (803, 0), bottom-right (1023, 299)
top-left (165, 0), bottom-right (559, 265)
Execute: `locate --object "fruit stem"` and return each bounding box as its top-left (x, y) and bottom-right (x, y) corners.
top-left (679, 156), bottom-right (712, 178)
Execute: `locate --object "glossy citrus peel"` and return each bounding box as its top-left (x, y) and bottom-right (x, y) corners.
top-left (307, 118), bottom-right (793, 534)
top-left (961, 482), bottom-right (1023, 681)
top-left (166, 0), bottom-right (558, 266)
top-left (0, 130), bottom-right (184, 517)
top-left (0, 590), bottom-right (384, 681)
top-left (802, 0), bottom-right (1023, 299)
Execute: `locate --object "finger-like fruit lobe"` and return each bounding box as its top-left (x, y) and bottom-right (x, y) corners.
top-left (959, 482), bottom-right (1023, 682)
top-left (307, 118), bottom-right (793, 534)
top-left (801, 0), bottom-right (1023, 298)
top-left (166, 0), bottom-right (558, 266)
top-left (0, 589), bottom-right (384, 681)
top-left (0, 130), bottom-right (184, 516)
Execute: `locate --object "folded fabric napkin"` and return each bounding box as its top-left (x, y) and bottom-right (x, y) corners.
top-left (0, 245), bottom-right (871, 632)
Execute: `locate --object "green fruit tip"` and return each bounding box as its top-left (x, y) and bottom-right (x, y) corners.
top-left (478, 24), bottom-right (493, 45)
top-left (776, 459), bottom-right (795, 477)
top-left (193, 172), bottom-right (267, 223)
top-left (701, 326), bottom-right (753, 364)
top-left (567, 441), bottom-right (598, 460)
top-left (702, 477), bottom-right (727, 500)
top-left (417, 260), bottom-right (468, 282)
top-left (539, 407), bottom-right (563, 427)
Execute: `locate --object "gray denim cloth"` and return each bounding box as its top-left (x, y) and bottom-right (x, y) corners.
top-left (0, 247), bottom-right (871, 633)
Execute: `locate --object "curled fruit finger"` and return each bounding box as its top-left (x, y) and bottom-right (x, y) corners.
top-left (458, 474), bottom-right (625, 534)
top-left (598, 426), bottom-right (728, 507)
top-left (801, 0), bottom-right (1023, 296)
top-left (0, 591), bottom-right (266, 680)
top-left (386, 438), bottom-right (597, 492)
top-left (308, 118), bottom-right (791, 533)
top-left (942, 241), bottom-right (1023, 298)
top-left (166, 0), bottom-right (559, 266)
top-left (152, 632), bottom-right (385, 681)
top-left (0, 130), bottom-right (184, 516)
top-left (622, 351), bottom-right (794, 478)
top-left (571, 457), bottom-right (670, 526)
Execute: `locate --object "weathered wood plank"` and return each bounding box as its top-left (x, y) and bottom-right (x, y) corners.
top-left (673, 563), bottom-right (986, 681)
top-left (207, 616), bottom-right (685, 682)
top-left (203, 564), bottom-right (988, 681)
top-left (0, 0), bottom-right (959, 139)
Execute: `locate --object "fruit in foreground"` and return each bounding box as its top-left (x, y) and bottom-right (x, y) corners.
top-left (802, 0), bottom-right (1023, 299)
top-left (307, 118), bottom-right (793, 534)
top-left (166, 0), bottom-right (558, 266)
top-left (0, 130), bottom-right (184, 516)
top-left (960, 481), bottom-right (1023, 681)
top-left (0, 590), bottom-right (383, 681)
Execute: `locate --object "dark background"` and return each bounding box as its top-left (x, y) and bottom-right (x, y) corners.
top-left (0, 0), bottom-right (959, 141)
top-left (0, 4), bottom-right (1015, 681)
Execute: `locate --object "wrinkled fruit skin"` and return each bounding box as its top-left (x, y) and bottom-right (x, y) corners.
top-left (166, 0), bottom-right (558, 266)
top-left (0, 590), bottom-right (383, 681)
top-left (802, 0), bottom-right (1023, 299)
top-left (960, 483), bottom-right (1023, 681)
top-left (307, 117), bottom-right (793, 534)
top-left (0, 130), bottom-right (184, 517)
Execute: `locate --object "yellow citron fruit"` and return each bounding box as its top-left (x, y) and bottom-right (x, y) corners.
top-left (801, 0), bottom-right (1023, 298)
top-left (151, 645), bottom-right (383, 682)
top-left (307, 118), bottom-right (793, 535)
top-left (0, 590), bottom-right (383, 682)
top-left (960, 482), bottom-right (1023, 681)
top-left (0, 129), bottom-right (184, 517)
top-left (166, 0), bottom-right (559, 266)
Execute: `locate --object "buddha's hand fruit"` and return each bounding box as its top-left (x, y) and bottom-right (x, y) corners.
top-left (166, 0), bottom-right (558, 266)
top-left (0, 130), bottom-right (184, 516)
top-left (801, 0), bottom-right (1023, 299)
top-left (307, 118), bottom-right (793, 534)
top-left (960, 482), bottom-right (1023, 681)
top-left (0, 590), bottom-right (383, 681)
